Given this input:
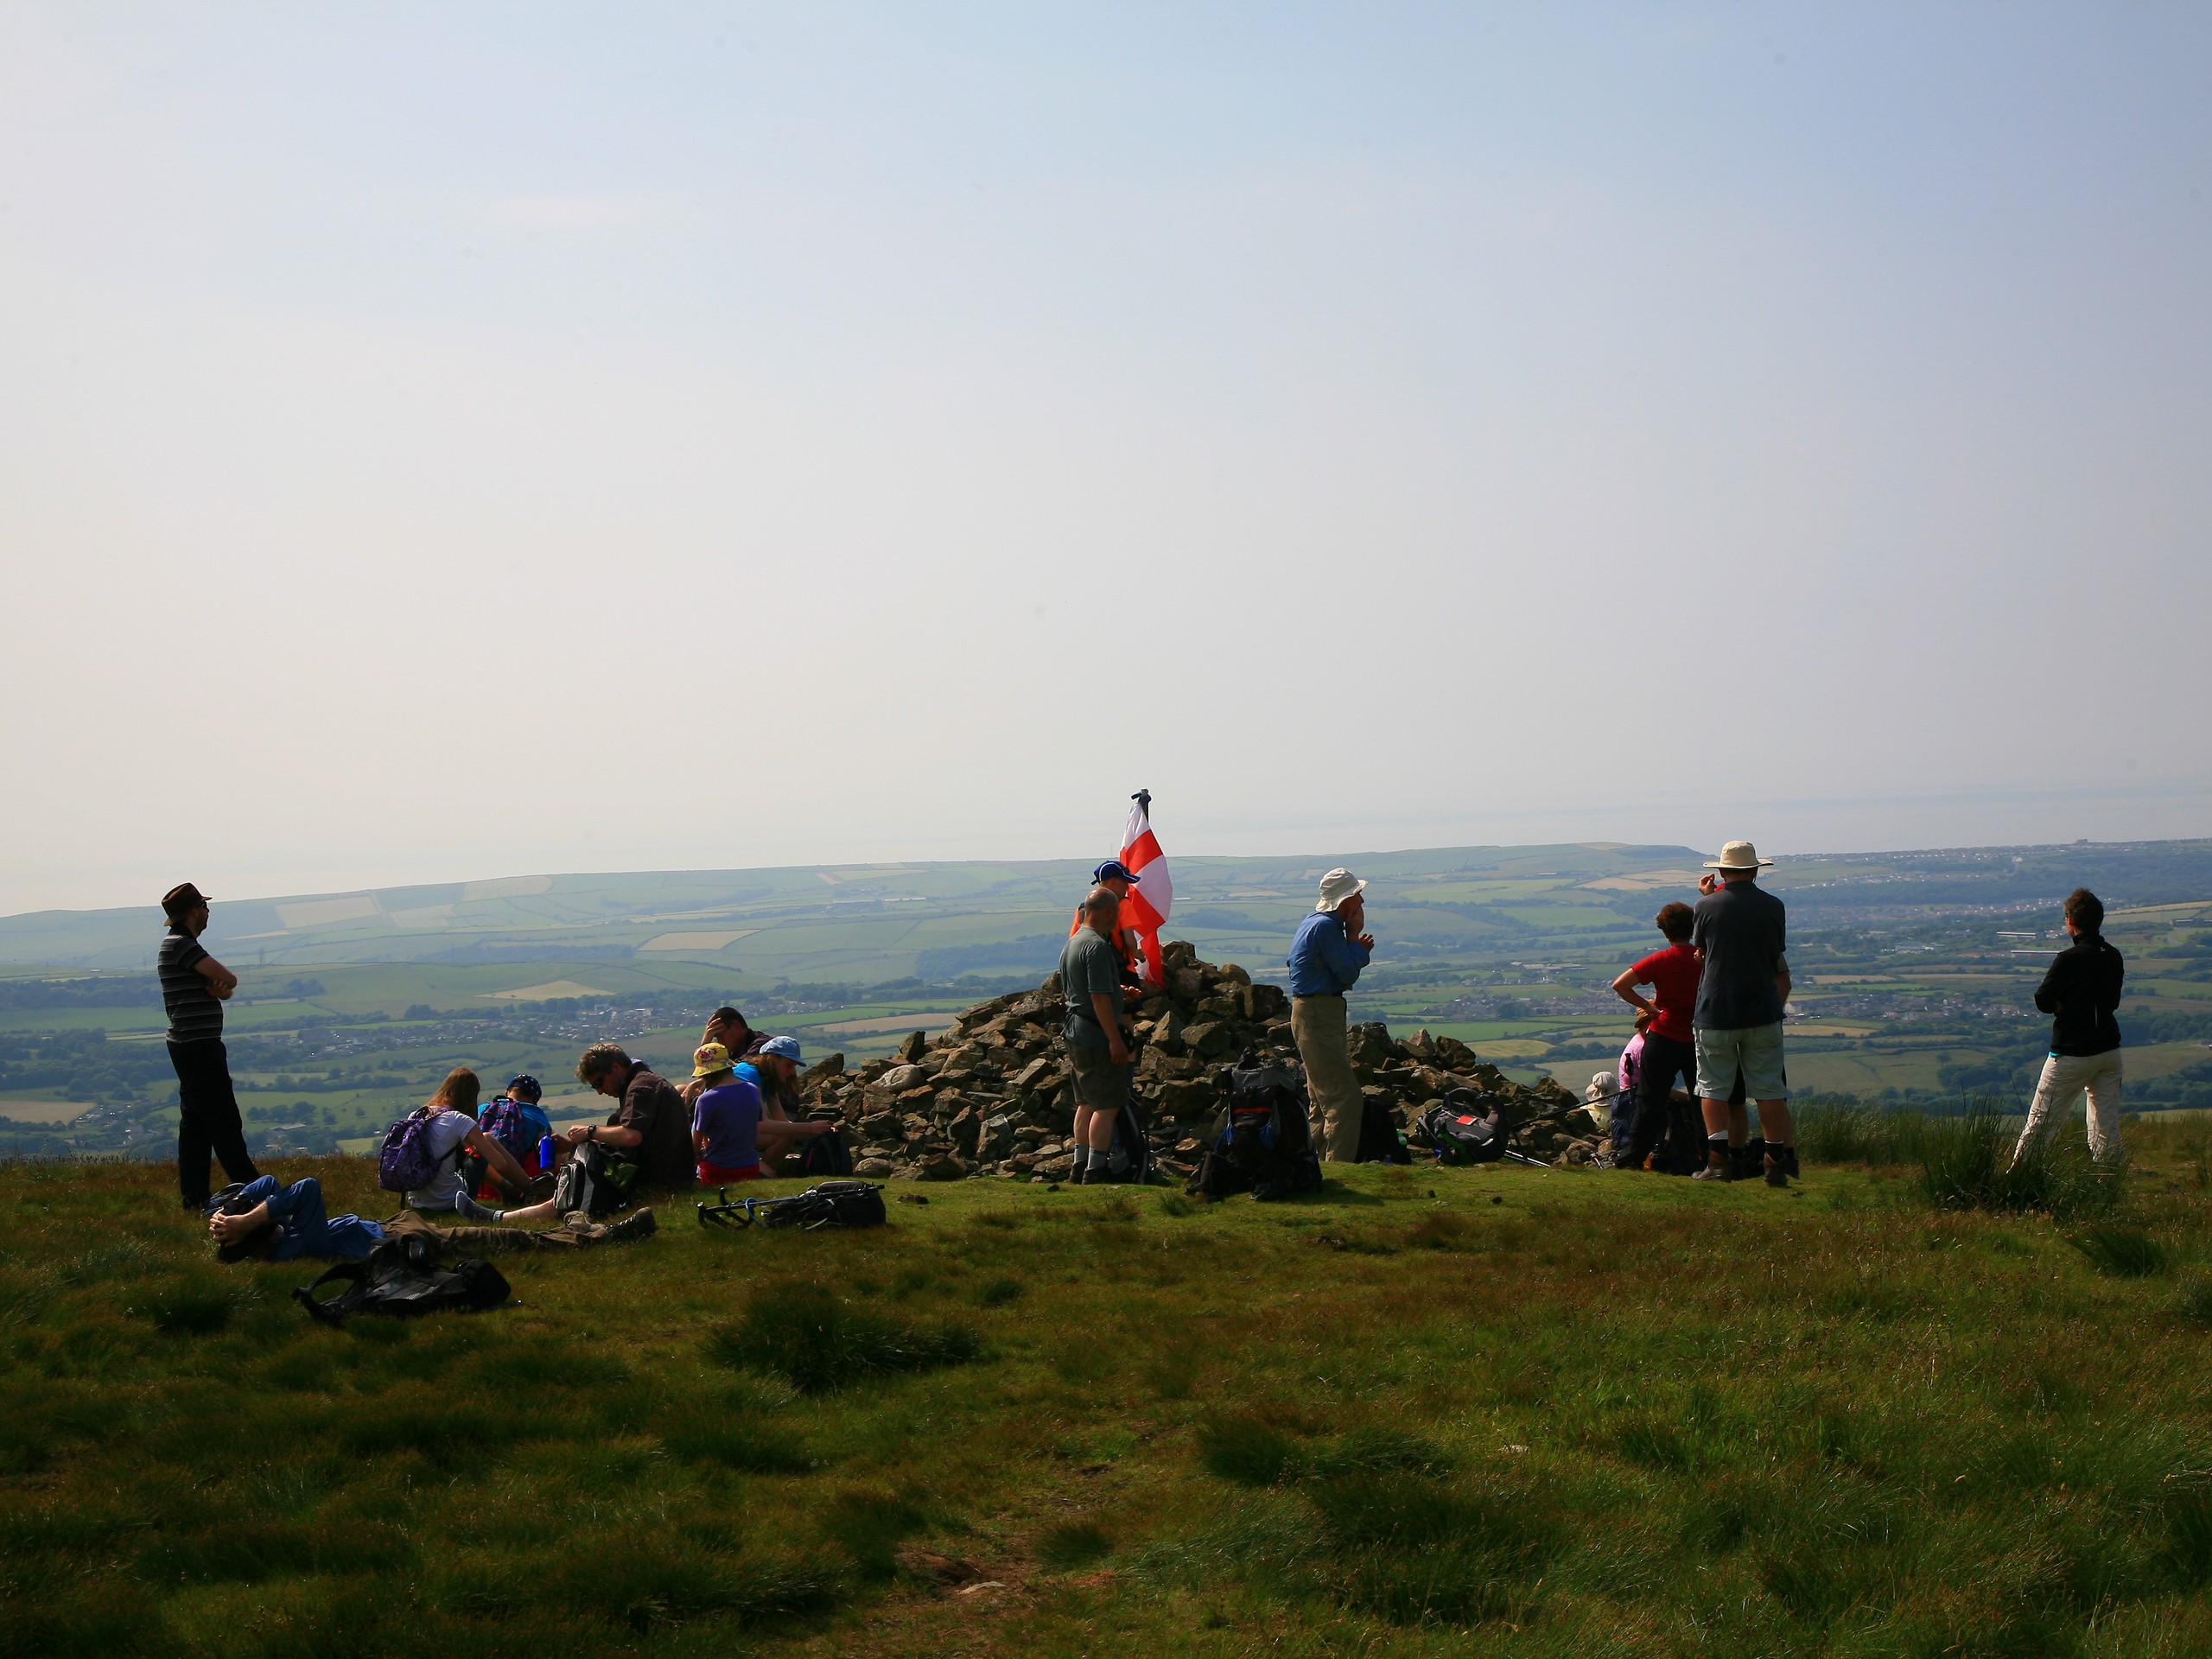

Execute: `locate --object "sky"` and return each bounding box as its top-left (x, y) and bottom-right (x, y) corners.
top-left (3, 3), bottom-right (2209, 918)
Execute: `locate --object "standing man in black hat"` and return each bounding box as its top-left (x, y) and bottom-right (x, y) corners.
top-left (159, 882), bottom-right (259, 1209)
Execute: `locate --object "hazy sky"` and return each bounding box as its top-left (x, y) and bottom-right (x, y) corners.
top-left (4, 3), bottom-right (2209, 917)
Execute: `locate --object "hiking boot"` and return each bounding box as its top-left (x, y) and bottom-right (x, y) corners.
top-left (1764, 1153), bottom-right (1789, 1188)
top-left (1691, 1156), bottom-right (1736, 1182)
top-left (603, 1206), bottom-right (657, 1243)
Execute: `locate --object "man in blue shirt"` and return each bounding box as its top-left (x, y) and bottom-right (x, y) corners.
top-left (1287, 868), bottom-right (1374, 1163)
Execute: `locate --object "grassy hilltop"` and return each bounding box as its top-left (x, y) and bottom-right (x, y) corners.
top-left (9, 1122), bottom-right (2212, 1656)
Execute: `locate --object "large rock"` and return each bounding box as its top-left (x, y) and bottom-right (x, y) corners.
top-left (893, 1030), bottom-right (930, 1064)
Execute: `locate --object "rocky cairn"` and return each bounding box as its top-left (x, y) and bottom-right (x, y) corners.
top-left (790, 939), bottom-right (1604, 1183)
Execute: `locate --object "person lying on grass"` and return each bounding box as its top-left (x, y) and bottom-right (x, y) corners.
top-left (690, 1041), bottom-right (835, 1184)
top-left (208, 1174), bottom-right (385, 1263)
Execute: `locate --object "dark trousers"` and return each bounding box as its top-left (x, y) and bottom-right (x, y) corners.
top-left (1627, 1033), bottom-right (1707, 1174)
top-left (168, 1038), bottom-right (258, 1205)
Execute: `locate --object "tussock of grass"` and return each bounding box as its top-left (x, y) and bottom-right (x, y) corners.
top-left (1037, 1519), bottom-right (1114, 1569)
top-left (712, 1281), bottom-right (981, 1395)
top-left (2069, 1224), bottom-right (2171, 1277)
top-left (1918, 1102), bottom-right (2125, 1220)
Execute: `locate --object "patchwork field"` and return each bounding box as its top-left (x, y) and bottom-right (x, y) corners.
top-left (8, 1118), bottom-right (2212, 1656)
top-left (5, 840), bottom-right (2211, 1164)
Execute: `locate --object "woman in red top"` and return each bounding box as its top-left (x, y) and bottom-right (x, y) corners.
top-left (1610, 902), bottom-right (1705, 1173)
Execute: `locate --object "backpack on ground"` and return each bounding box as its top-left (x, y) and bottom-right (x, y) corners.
top-left (1100, 1085), bottom-right (1157, 1185)
top-left (791, 1126), bottom-right (855, 1179)
top-left (1355, 1095), bottom-right (1413, 1165)
top-left (294, 1233), bottom-right (511, 1325)
top-left (377, 1107), bottom-right (451, 1193)
top-left (708, 1180), bottom-right (886, 1231)
top-left (552, 1140), bottom-right (638, 1217)
top-left (1421, 1090), bottom-right (1509, 1166)
top-left (1189, 1048), bottom-right (1321, 1202)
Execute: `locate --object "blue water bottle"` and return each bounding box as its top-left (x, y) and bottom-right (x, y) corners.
top-left (537, 1131), bottom-right (557, 1173)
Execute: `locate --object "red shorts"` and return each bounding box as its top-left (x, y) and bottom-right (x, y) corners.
top-left (697, 1160), bottom-right (763, 1185)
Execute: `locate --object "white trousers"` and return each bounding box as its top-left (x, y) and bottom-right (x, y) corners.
top-left (2012, 1049), bottom-right (2124, 1165)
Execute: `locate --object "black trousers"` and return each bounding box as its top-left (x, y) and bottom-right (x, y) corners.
top-left (168, 1038), bottom-right (259, 1205)
top-left (1627, 1033), bottom-right (1707, 1173)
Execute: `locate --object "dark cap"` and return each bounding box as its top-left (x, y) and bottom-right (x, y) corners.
top-left (1093, 860), bottom-right (1141, 886)
top-left (506, 1074), bottom-right (542, 1102)
top-left (162, 881), bottom-right (212, 917)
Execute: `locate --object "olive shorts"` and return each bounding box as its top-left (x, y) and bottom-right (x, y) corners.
top-left (1067, 1039), bottom-right (1129, 1114)
top-left (1694, 1021), bottom-right (1789, 1102)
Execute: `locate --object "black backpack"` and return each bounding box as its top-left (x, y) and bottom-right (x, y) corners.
top-left (702, 1180), bottom-right (887, 1231)
top-left (1189, 1049), bottom-right (1322, 1202)
top-left (1421, 1090), bottom-right (1509, 1166)
top-left (293, 1234), bottom-right (512, 1326)
top-left (791, 1127), bottom-right (855, 1179)
top-left (1356, 1095), bottom-right (1413, 1165)
top-left (1096, 1084), bottom-right (1157, 1185)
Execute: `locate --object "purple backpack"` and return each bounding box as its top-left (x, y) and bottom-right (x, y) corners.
top-left (378, 1109), bottom-right (450, 1192)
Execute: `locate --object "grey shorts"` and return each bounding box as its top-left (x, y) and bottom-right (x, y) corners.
top-left (1067, 1040), bottom-right (1128, 1114)
top-left (1694, 1022), bottom-right (1789, 1102)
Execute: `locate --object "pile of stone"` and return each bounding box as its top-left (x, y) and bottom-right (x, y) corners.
top-left (790, 938), bottom-right (1605, 1183)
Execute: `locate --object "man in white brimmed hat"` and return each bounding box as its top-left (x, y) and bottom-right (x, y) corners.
top-left (1688, 841), bottom-right (1796, 1185)
top-left (1286, 868), bottom-right (1375, 1163)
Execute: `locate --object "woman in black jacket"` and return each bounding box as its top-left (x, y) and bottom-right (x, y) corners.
top-left (2011, 888), bottom-right (2126, 1166)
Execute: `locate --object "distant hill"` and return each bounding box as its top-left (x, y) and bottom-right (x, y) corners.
top-left (0, 845), bottom-right (1702, 984)
top-left (5, 838), bottom-right (2206, 989)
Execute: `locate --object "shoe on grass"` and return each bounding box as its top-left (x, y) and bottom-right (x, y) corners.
top-left (1764, 1154), bottom-right (1789, 1188)
top-left (1691, 1161), bottom-right (1735, 1182)
top-left (604, 1207), bottom-right (657, 1243)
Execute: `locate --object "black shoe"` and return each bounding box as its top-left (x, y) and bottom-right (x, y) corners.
top-left (1764, 1154), bottom-right (1789, 1188)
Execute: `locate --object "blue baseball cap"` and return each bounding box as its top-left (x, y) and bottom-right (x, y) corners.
top-left (1093, 860), bottom-right (1141, 885)
top-left (760, 1035), bottom-right (804, 1065)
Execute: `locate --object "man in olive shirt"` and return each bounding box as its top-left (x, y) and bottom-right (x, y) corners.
top-left (1689, 842), bottom-right (1796, 1186)
top-left (1060, 887), bottom-right (1135, 1185)
top-left (158, 882), bottom-right (260, 1209)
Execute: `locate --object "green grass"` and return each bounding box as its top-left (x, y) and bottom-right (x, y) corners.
top-left (9, 1125), bottom-right (2212, 1655)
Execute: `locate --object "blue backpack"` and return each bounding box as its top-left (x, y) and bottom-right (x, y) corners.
top-left (378, 1109), bottom-right (451, 1192)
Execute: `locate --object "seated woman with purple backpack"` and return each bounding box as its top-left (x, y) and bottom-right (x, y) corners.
top-left (379, 1067), bottom-right (526, 1223)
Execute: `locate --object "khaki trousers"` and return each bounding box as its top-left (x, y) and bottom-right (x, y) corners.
top-left (2012, 1049), bottom-right (2125, 1166)
top-left (1292, 994), bottom-right (1363, 1164)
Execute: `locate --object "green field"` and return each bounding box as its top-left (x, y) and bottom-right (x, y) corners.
top-left (9, 1118), bottom-right (2212, 1656)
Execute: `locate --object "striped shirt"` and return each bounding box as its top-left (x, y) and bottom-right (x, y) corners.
top-left (158, 926), bottom-right (225, 1044)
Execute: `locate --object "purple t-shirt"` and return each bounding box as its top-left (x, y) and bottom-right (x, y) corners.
top-left (692, 1077), bottom-right (764, 1170)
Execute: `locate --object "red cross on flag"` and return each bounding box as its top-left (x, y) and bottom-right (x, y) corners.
top-left (1118, 791), bottom-right (1172, 986)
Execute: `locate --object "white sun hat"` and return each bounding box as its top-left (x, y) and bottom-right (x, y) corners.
top-left (1704, 840), bottom-right (1776, 871)
top-left (1316, 868), bottom-right (1367, 912)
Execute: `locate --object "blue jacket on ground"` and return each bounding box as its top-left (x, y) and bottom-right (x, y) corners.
top-left (1287, 911), bottom-right (1370, 997)
top-left (238, 1174), bottom-right (385, 1262)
